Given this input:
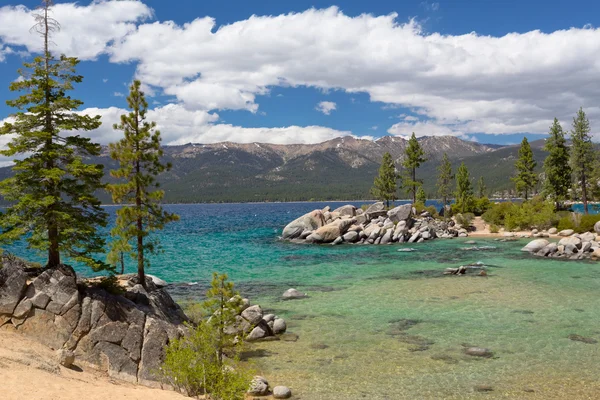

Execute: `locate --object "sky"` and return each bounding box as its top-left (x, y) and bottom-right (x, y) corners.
top-left (1, 0), bottom-right (600, 148)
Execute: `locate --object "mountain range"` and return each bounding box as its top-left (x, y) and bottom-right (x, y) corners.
top-left (0, 135), bottom-right (548, 203)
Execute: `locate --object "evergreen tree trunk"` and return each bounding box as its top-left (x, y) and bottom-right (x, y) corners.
top-left (582, 170), bottom-right (589, 214)
top-left (412, 167), bottom-right (416, 204)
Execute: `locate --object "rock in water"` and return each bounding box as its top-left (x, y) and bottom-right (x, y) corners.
top-left (282, 288), bottom-right (308, 300)
top-left (273, 318), bottom-right (287, 334)
top-left (248, 376), bottom-right (270, 396)
top-left (282, 210), bottom-right (325, 239)
top-left (558, 236), bottom-right (582, 248)
top-left (241, 305), bottom-right (263, 326)
top-left (342, 231), bottom-right (359, 243)
top-left (521, 239), bottom-right (549, 253)
top-left (464, 347), bottom-right (494, 358)
top-left (387, 204), bottom-right (412, 223)
top-left (246, 324), bottom-right (269, 342)
top-left (273, 386), bottom-right (292, 399)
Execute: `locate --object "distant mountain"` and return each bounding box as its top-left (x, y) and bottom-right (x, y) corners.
top-left (0, 135), bottom-right (548, 203)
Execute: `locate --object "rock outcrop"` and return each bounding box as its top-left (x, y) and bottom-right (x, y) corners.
top-left (522, 232), bottom-right (600, 260)
top-left (0, 259), bottom-right (187, 387)
top-left (283, 203), bottom-right (468, 245)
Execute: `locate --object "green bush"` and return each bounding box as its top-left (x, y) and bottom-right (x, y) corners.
top-left (413, 202), bottom-right (438, 218)
top-left (557, 216), bottom-right (576, 232)
top-left (161, 321), bottom-right (252, 399)
top-left (482, 198), bottom-right (557, 231)
top-left (455, 212), bottom-right (475, 227)
top-left (489, 224), bottom-right (499, 233)
top-left (578, 214), bottom-right (600, 233)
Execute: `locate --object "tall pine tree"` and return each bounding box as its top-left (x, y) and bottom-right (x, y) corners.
top-left (455, 162), bottom-right (473, 214)
top-left (107, 80), bottom-right (179, 285)
top-left (0, 0), bottom-right (107, 270)
top-left (402, 133), bottom-right (427, 204)
top-left (570, 108), bottom-right (595, 214)
top-left (543, 118), bottom-right (571, 209)
top-left (477, 176), bottom-right (487, 198)
top-left (371, 152), bottom-right (398, 208)
top-left (512, 137), bottom-right (538, 200)
top-left (436, 153), bottom-right (453, 218)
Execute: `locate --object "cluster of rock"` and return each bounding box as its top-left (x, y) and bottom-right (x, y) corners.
top-left (248, 376), bottom-right (292, 399)
top-left (228, 300), bottom-right (287, 342)
top-left (0, 259), bottom-right (187, 387)
top-left (282, 202), bottom-right (468, 245)
top-left (521, 229), bottom-right (600, 260)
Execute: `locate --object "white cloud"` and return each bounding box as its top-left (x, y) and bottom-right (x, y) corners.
top-left (74, 104), bottom-right (350, 145)
top-left (103, 78), bottom-right (108, 83)
top-left (113, 92), bottom-right (124, 97)
top-left (370, 125), bottom-right (378, 131)
top-left (104, 6), bottom-right (600, 138)
top-left (315, 101), bottom-right (337, 115)
top-left (0, 1), bottom-right (152, 60)
top-left (3, 4), bottom-right (600, 142)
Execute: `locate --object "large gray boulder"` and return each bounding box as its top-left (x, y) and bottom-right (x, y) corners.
top-left (387, 204), bottom-right (413, 223)
top-left (273, 386), bottom-right (293, 399)
top-left (579, 232), bottom-right (596, 242)
top-left (241, 305), bottom-right (263, 326)
top-left (365, 202), bottom-right (385, 214)
top-left (342, 231), bottom-right (359, 243)
top-left (282, 210), bottom-right (326, 239)
top-left (595, 221), bottom-right (600, 234)
top-left (521, 239), bottom-right (550, 253)
top-left (0, 260), bottom-right (187, 387)
top-left (333, 204), bottom-right (356, 217)
top-left (313, 217), bottom-right (356, 243)
top-left (558, 236), bottom-right (582, 248)
top-left (558, 229), bottom-right (574, 237)
top-left (248, 376), bottom-right (270, 396)
top-left (0, 259), bottom-right (29, 317)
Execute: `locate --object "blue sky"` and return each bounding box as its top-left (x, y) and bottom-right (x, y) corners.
top-left (1, 0), bottom-right (600, 146)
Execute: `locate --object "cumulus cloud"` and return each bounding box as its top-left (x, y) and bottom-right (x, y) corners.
top-left (3, 4), bottom-right (600, 142)
top-left (75, 104), bottom-right (349, 145)
top-left (0, 1), bottom-right (152, 60)
top-left (315, 101), bottom-right (337, 115)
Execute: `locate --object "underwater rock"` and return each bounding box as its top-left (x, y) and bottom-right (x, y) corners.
top-left (282, 288), bottom-right (308, 300)
top-left (464, 347), bottom-right (494, 358)
top-left (273, 386), bottom-right (292, 399)
top-left (568, 334), bottom-right (598, 344)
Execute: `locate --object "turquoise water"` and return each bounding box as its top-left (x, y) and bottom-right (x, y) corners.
top-left (6, 202), bottom-right (600, 399)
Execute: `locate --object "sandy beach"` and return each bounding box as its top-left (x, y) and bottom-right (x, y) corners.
top-left (0, 329), bottom-right (186, 400)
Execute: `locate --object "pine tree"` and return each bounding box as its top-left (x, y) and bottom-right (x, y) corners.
top-left (402, 133), bottom-right (427, 204)
top-left (202, 272), bottom-right (244, 365)
top-left (436, 153), bottom-right (453, 216)
top-left (543, 118), bottom-right (571, 209)
top-left (512, 137), bottom-right (538, 200)
top-left (107, 80), bottom-right (179, 285)
top-left (570, 108), bottom-right (595, 214)
top-left (455, 162), bottom-right (473, 213)
top-left (477, 176), bottom-right (487, 198)
top-left (416, 186), bottom-right (426, 204)
top-left (0, 0), bottom-right (107, 270)
top-left (371, 152), bottom-right (398, 208)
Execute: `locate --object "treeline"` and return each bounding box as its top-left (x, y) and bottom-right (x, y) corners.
top-left (372, 108), bottom-right (599, 219)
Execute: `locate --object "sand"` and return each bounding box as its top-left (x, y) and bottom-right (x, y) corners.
top-left (0, 329), bottom-right (187, 400)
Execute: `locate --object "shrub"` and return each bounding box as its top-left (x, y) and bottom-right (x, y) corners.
top-left (578, 214), bottom-right (600, 233)
top-left (161, 321), bottom-right (252, 399)
top-left (489, 224), bottom-right (499, 233)
top-left (455, 212), bottom-right (475, 227)
top-left (482, 198), bottom-right (557, 231)
top-left (413, 202), bottom-right (438, 218)
top-left (557, 215), bottom-right (576, 232)
top-left (89, 275), bottom-right (125, 295)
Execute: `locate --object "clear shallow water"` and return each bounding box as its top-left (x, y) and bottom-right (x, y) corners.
top-left (6, 202), bottom-right (600, 399)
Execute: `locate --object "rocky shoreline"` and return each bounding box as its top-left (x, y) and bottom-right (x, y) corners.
top-left (521, 225), bottom-right (600, 260)
top-left (282, 202), bottom-right (469, 245)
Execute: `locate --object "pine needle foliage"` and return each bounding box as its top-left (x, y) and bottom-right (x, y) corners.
top-left (436, 153), bottom-right (453, 214)
top-left (0, 0), bottom-right (107, 270)
top-left (371, 152), bottom-right (398, 207)
top-left (106, 80), bottom-right (179, 284)
top-left (512, 137), bottom-right (538, 200)
top-left (543, 118), bottom-right (571, 209)
top-left (570, 108), bottom-right (595, 214)
top-left (402, 133), bottom-right (427, 204)
top-left (455, 162), bottom-right (474, 214)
